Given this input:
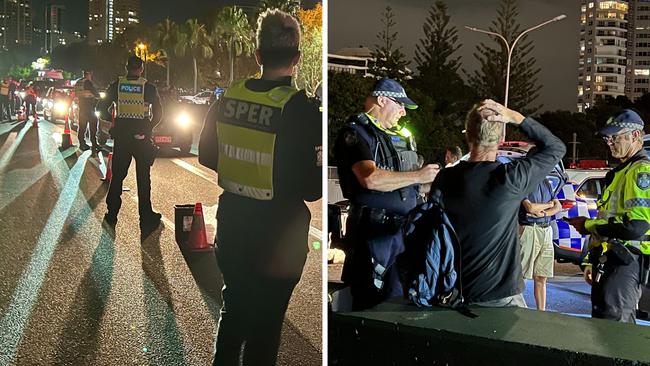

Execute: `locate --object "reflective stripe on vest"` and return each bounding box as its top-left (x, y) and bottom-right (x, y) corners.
top-left (594, 159), bottom-right (650, 255)
top-left (74, 79), bottom-right (93, 99)
top-left (216, 78), bottom-right (299, 200)
top-left (117, 76), bottom-right (149, 119)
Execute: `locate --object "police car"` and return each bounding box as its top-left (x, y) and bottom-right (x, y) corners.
top-left (553, 169), bottom-right (608, 264)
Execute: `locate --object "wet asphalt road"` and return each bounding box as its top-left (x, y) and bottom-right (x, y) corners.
top-left (0, 117), bottom-right (323, 365)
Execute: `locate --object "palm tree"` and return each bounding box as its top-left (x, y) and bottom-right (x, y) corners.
top-left (156, 18), bottom-right (179, 88)
top-left (176, 19), bottom-right (213, 93)
top-left (259, 0), bottom-right (301, 15)
top-left (212, 6), bottom-right (254, 85)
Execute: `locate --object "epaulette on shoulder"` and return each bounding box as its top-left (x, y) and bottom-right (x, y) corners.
top-left (347, 113), bottom-right (369, 126)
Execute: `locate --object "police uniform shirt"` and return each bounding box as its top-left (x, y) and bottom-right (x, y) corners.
top-left (97, 76), bottom-right (163, 139)
top-left (334, 115), bottom-right (418, 216)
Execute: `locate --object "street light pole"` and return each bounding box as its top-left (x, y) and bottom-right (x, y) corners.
top-left (465, 14), bottom-right (566, 108)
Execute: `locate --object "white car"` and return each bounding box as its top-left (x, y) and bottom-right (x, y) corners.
top-left (179, 91), bottom-right (213, 105)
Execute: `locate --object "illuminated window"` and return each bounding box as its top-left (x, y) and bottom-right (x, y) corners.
top-left (596, 75), bottom-right (603, 82)
top-left (636, 69), bottom-right (650, 76)
top-left (587, 75), bottom-right (592, 81)
top-left (589, 2), bottom-right (594, 8)
top-left (578, 86), bottom-right (584, 96)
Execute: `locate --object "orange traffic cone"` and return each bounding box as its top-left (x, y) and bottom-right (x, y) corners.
top-left (31, 109), bottom-right (38, 127)
top-left (186, 202), bottom-right (212, 252)
top-left (60, 114), bottom-right (74, 149)
top-left (101, 152), bottom-right (113, 182)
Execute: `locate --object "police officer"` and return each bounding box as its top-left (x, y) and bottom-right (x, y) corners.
top-left (199, 9), bottom-right (321, 366)
top-left (567, 109), bottom-right (650, 323)
top-left (74, 70), bottom-right (101, 152)
top-left (96, 56), bottom-right (163, 236)
top-left (0, 77), bottom-right (10, 121)
top-left (334, 78), bottom-right (439, 311)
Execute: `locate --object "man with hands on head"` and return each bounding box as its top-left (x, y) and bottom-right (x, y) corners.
top-left (431, 99), bottom-right (565, 308)
top-left (565, 110), bottom-right (650, 323)
top-left (335, 78), bottom-right (438, 311)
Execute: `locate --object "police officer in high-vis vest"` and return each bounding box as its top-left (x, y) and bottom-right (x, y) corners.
top-left (0, 77), bottom-right (10, 122)
top-left (74, 70), bottom-right (101, 152)
top-left (334, 78), bottom-right (439, 311)
top-left (566, 109), bottom-right (650, 323)
top-left (96, 56), bottom-right (163, 236)
top-left (198, 9), bottom-right (321, 366)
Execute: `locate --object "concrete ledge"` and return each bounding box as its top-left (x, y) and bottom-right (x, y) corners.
top-left (329, 301), bottom-right (650, 366)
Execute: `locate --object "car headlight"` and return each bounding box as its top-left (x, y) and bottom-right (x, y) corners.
top-left (176, 112), bottom-right (191, 128)
top-left (47, 101), bottom-right (53, 108)
top-left (54, 101), bottom-right (67, 113)
top-left (99, 91), bottom-right (106, 99)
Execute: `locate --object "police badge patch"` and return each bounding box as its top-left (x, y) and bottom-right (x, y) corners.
top-left (637, 172), bottom-right (650, 190)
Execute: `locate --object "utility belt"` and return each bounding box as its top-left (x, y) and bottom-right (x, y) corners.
top-left (591, 239), bottom-right (650, 286)
top-left (347, 204), bottom-right (406, 236)
top-left (521, 221), bottom-right (551, 228)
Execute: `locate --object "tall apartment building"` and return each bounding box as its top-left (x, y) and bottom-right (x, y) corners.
top-left (626, 1), bottom-right (650, 100)
top-left (88, 0), bottom-right (139, 44)
top-left (45, 4), bottom-right (64, 53)
top-left (0, 0), bottom-right (33, 48)
top-left (578, 0), bottom-right (628, 112)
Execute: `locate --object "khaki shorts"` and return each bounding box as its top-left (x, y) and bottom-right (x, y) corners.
top-left (520, 224), bottom-right (554, 279)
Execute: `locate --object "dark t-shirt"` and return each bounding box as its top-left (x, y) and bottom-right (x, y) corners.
top-left (78, 79), bottom-right (100, 112)
top-left (432, 118), bottom-right (566, 302)
top-left (198, 77), bottom-right (322, 273)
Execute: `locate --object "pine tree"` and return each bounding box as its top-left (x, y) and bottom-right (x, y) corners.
top-left (467, 0), bottom-right (542, 113)
top-left (370, 6), bottom-right (411, 82)
top-left (413, 0), bottom-right (468, 114)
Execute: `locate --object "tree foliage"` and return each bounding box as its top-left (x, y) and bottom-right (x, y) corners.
top-left (176, 19), bottom-right (214, 93)
top-left (212, 6), bottom-right (254, 85)
top-left (370, 6), bottom-right (411, 82)
top-left (296, 3), bottom-right (322, 95)
top-left (467, 0), bottom-right (541, 114)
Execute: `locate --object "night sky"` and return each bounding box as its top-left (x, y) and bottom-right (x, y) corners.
top-left (329, 0), bottom-right (579, 112)
top-left (32, 0), bottom-right (319, 33)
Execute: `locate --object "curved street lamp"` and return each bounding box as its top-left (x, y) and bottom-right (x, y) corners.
top-left (465, 14), bottom-right (566, 108)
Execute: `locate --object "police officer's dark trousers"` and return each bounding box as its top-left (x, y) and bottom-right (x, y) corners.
top-left (78, 109), bottom-right (98, 149)
top-left (342, 223), bottom-right (404, 311)
top-left (212, 201), bottom-right (308, 366)
top-left (106, 137), bottom-right (154, 219)
top-left (0, 95), bottom-right (9, 121)
top-left (592, 251), bottom-right (642, 323)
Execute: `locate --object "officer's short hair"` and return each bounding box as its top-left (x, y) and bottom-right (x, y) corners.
top-left (256, 9), bottom-right (301, 68)
top-left (465, 104), bottom-right (503, 147)
top-left (126, 55), bottom-right (144, 71)
top-left (447, 146), bottom-right (463, 160)
top-left (83, 70), bottom-right (92, 76)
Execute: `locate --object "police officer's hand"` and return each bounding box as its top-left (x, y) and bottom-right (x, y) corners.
top-left (583, 265), bottom-right (593, 285)
top-left (477, 99), bottom-right (525, 125)
top-left (564, 216), bottom-right (589, 235)
top-left (418, 164), bottom-right (440, 184)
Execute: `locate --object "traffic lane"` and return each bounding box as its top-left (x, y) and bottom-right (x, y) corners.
top-left (1, 120), bottom-right (218, 365)
top-left (143, 155), bottom-right (323, 360)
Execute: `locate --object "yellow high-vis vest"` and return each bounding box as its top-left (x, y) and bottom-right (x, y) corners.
top-left (0, 83), bottom-right (9, 96)
top-left (74, 78), bottom-right (94, 99)
top-left (215, 79), bottom-right (299, 200)
top-left (585, 158), bottom-right (650, 256)
top-left (116, 77), bottom-right (150, 119)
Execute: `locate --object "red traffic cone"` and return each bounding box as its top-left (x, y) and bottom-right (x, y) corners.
top-left (186, 202), bottom-right (212, 252)
top-left (101, 152), bottom-right (113, 182)
top-left (32, 109), bottom-right (38, 127)
top-left (60, 114), bottom-right (74, 149)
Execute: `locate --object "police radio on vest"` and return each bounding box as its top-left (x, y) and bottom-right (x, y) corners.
top-left (224, 99), bottom-right (274, 127)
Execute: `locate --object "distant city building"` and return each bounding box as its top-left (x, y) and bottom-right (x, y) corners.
top-left (577, 0), bottom-right (650, 112)
top-left (45, 4), bottom-right (64, 53)
top-left (328, 46), bottom-right (375, 77)
top-left (88, 0), bottom-right (139, 44)
top-left (0, 0), bottom-right (33, 48)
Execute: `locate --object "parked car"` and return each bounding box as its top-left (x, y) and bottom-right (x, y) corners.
top-left (179, 91), bottom-right (213, 105)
